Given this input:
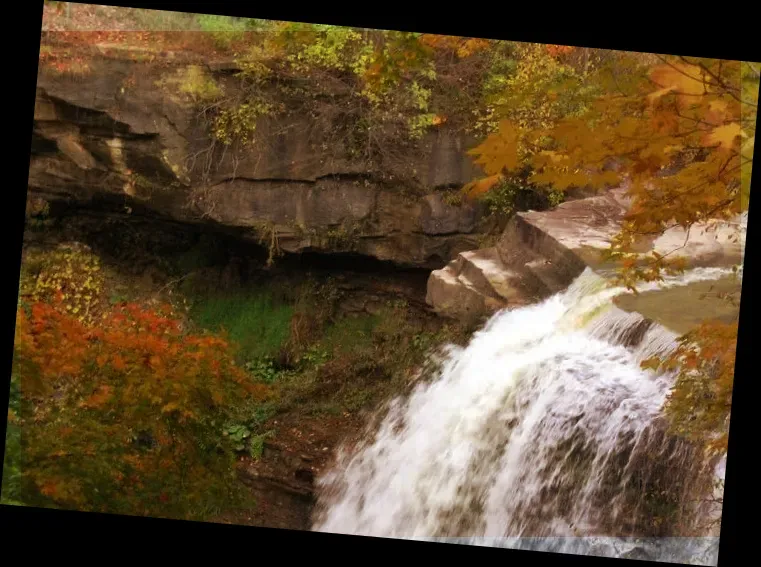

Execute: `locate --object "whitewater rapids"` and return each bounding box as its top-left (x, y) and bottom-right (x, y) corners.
top-left (311, 265), bottom-right (742, 565)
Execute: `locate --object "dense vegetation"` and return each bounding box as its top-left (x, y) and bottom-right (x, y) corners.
top-left (3, 232), bottom-right (466, 517)
top-left (4, 242), bottom-right (271, 516)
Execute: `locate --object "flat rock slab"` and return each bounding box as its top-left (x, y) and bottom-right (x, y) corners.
top-left (426, 262), bottom-right (505, 324)
top-left (426, 248), bottom-right (539, 322)
top-left (428, 186), bottom-right (746, 324)
top-left (518, 193), bottom-right (628, 254)
top-left (651, 217), bottom-right (746, 268)
top-left (517, 189), bottom-right (745, 270)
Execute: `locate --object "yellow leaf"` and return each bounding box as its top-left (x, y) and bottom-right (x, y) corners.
top-left (663, 144), bottom-right (684, 156)
top-left (705, 99), bottom-right (730, 125)
top-left (703, 122), bottom-right (742, 151)
top-left (618, 117), bottom-right (641, 137)
top-left (646, 86), bottom-right (675, 105)
top-left (467, 120), bottom-right (520, 175)
top-left (431, 114), bottom-right (447, 126)
top-left (649, 62), bottom-right (705, 107)
top-left (161, 401), bottom-right (179, 414)
top-left (462, 174), bottom-right (503, 200)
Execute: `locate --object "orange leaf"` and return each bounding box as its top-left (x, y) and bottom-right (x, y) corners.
top-left (39, 481), bottom-right (59, 497)
top-left (81, 385), bottom-right (113, 409)
top-left (111, 355), bottom-right (126, 371)
top-left (462, 174), bottom-right (504, 200)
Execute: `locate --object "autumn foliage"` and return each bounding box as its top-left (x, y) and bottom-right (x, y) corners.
top-left (465, 51), bottom-right (754, 465)
top-left (8, 295), bottom-right (270, 517)
top-left (466, 55), bottom-right (756, 285)
top-left (643, 320), bottom-right (737, 456)
top-left (545, 44), bottom-right (575, 58)
top-left (31, 5), bottom-right (752, 514)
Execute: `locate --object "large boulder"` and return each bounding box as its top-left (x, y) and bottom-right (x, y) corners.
top-left (500, 187), bottom-right (744, 273)
top-left (426, 185), bottom-right (746, 323)
top-left (426, 248), bottom-right (539, 323)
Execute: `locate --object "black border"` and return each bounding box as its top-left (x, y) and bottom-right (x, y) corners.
top-left (3, 2), bottom-right (756, 565)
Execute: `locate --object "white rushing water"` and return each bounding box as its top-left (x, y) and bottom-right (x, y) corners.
top-left (312, 265), bottom-right (742, 565)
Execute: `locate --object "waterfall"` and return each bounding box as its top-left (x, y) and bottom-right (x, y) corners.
top-left (312, 266), bottom-right (740, 566)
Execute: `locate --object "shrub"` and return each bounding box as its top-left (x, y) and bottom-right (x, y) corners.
top-left (19, 243), bottom-right (105, 326)
top-left (178, 65), bottom-right (223, 103)
top-left (6, 299), bottom-right (271, 519)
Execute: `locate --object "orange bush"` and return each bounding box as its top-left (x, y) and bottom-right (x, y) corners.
top-left (10, 299), bottom-right (270, 518)
top-left (546, 44), bottom-right (575, 57)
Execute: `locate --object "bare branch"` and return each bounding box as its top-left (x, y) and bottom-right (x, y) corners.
top-left (679, 56), bottom-right (758, 107)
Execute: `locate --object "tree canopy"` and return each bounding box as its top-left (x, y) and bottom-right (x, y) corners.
top-left (466, 54), bottom-right (756, 287)
top-left (465, 50), bottom-right (757, 464)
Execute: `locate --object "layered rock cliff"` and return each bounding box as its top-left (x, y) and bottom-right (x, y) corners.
top-left (29, 47), bottom-right (493, 269)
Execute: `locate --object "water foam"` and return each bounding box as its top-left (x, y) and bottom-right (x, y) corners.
top-left (312, 266), bottom-right (738, 565)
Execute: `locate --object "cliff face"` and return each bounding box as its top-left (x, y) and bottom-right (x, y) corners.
top-left (29, 50), bottom-right (492, 269)
top-left (30, 46), bottom-right (745, 334)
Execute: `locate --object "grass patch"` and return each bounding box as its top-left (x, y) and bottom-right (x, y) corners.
top-left (190, 290), bottom-right (293, 363)
top-left (272, 304), bottom-right (470, 416)
top-left (321, 314), bottom-right (379, 355)
top-left (186, 275), bottom-right (472, 422)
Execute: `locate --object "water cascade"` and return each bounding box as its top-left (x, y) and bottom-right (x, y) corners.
top-left (312, 266), bottom-right (741, 565)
